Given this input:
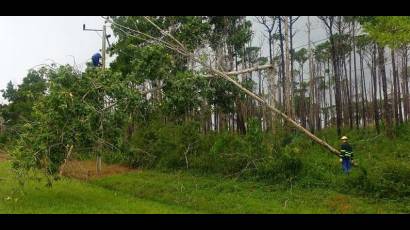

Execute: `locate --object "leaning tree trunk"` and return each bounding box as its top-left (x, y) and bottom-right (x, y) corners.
top-left (141, 16), bottom-right (342, 157)
top-left (202, 63), bottom-right (342, 156)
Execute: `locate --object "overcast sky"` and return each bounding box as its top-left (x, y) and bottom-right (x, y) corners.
top-left (0, 16), bottom-right (110, 103)
top-left (250, 16), bottom-right (327, 56)
top-left (0, 16), bottom-right (327, 104)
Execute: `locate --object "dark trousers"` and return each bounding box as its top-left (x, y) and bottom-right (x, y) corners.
top-left (342, 157), bottom-right (351, 174)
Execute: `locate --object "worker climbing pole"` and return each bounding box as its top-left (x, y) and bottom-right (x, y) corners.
top-left (92, 51), bottom-right (102, 67)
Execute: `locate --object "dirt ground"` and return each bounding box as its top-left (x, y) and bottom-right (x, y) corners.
top-left (0, 150), bottom-right (8, 162)
top-left (0, 149), bottom-right (134, 180)
top-left (60, 159), bottom-right (137, 180)
top-left (326, 194), bottom-right (352, 214)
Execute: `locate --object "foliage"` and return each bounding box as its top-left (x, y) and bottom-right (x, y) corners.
top-left (0, 69), bottom-right (47, 139)
top-left (9, 66), bottom-right (143, 175)
top-left (361, 16), bottom-right (410, 48)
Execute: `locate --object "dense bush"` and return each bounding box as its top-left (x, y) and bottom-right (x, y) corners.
top-left (0, 133), bottom-right (7, 145)
top-left (340, 162), bottom-right (410, 199)
top-left (122, 117), bottom-right (304, 185)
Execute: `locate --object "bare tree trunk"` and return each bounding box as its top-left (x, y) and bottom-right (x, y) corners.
top-left (268, 29), bottom-right (276, 132)
top-left (403, 46), bottom-right (409, 121)
top-left (378, 45), bottom-right (394, 137)
top-left (341, 64), bottom-right (348, 127)
top-left (363, 62), bottom-right (369, 126)
top-left (391, 49), bottom-right (399, 125)
top-left (359, 49), bottom-right (367, 128)
top-left (290, 16), bottom-right (295, 106)
top-left (307, 16), bottom-right (315, 133)
top-left (284, 16), bottom-right (293, 118)
top-left (344, 55), bottom-right (353, 129)
top-left (278, 63), bottom-right (282, 108)
top-left (267, 68), bottom-right (277, 133)
top-left (315, 63), bottom-right (321, 131)
top-left (372, 43), bottom-right (380, 134)
top-left (279, 17), bottom-right (286, 109)
top-left (405, 46), bottom-right (409, 121)
top-left (370, 60), bottom-right (374, 121)
top-left (328, 58), bottom-right (334, 126)
top-left (352, 20), bottom-right (359, 129)
top-left (300, 63), bottom-right (307, 128)
top-left (378, 59), bottom-right (383, 115)
top-left (323, 74), bottom-right (328, 128)
top-left (397, 59), bottom-right (404, 124)
top-left (330, 22), bottom-right (342, 136)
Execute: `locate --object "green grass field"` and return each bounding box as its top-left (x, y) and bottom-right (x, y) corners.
top-left (0, 160), bottom-right (407, 213)
top-left (0, 162), bottom-right (196, 214)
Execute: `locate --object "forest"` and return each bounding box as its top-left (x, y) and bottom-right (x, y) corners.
top-left (0, 16), bottom-right (410, 213)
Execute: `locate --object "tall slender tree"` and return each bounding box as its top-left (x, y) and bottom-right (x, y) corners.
top-left (319, 16), bottom-right (343, 136)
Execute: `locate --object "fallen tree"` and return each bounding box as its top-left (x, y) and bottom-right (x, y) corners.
top-left (105, 16), bottom-right (341, 157)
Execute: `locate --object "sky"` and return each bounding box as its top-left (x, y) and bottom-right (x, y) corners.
top-left (250, 16), bottom-right (327, 57)
top-left (0, 16), bottom-right (111, 103)
top-left (0, 16), bottom-right (328, 104)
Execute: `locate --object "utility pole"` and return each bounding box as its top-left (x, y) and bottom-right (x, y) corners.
top-left (96, 22), bottom-right (107, 175)
top-left (102, 23), bottom-right (107, 69)
top-left (83, 21), bottom-right (109, 68)
top-left (83, 19), bottom-right (108, 175)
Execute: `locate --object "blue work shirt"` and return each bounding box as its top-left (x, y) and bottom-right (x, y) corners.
top-left (92, 53), bottom-right (102, 66)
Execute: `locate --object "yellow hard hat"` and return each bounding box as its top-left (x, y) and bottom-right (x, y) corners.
top-left (341, 136), bottom-right (348, 140)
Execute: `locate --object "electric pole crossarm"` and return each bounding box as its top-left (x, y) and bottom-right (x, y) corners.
top-left (83, 24), bottom-right (103, 32)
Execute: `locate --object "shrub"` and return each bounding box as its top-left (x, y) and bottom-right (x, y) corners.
top-left (340, 163), bottom-right (410, 199)
top-left (254, 152), bottom-right (303, 184)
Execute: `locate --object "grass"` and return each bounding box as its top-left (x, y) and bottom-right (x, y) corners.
top-left (0, 159), bottom-right (408, 213)
top-left (1, 123), bottom-right (410, 213)
top-left (91, 169), bottom-right (409, 214)
top-left (0, 162), bottom-right (197, 214)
